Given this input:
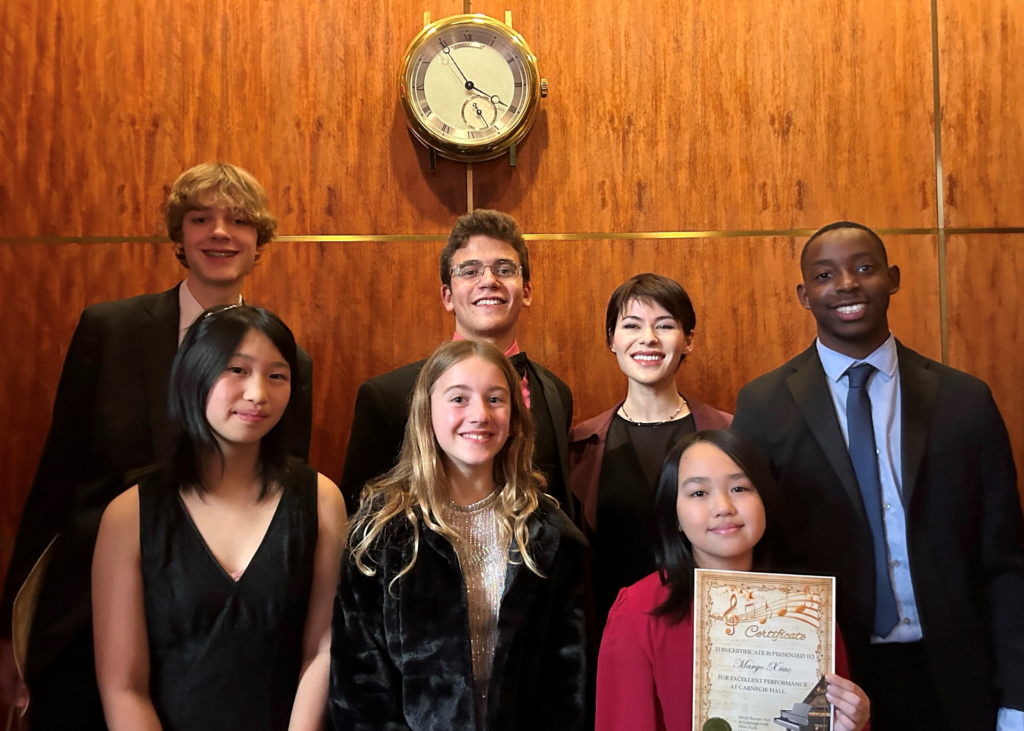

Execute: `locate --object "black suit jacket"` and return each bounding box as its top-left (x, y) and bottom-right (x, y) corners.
top-left (0, 285), bottom-right (313, 678)
top-left (329, 500), bottom-right (587, 731)
top-left (340, 357), bottom-right (574, 520)
top-left (732, 341), bottom-right (1024, 729)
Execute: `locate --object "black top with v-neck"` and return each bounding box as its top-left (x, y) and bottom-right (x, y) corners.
top-left (592, 413), bottom-right (695, 637)
top-left (138, 464), bottom-right (318, 731)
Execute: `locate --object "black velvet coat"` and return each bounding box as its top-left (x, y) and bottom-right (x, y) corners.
top-left (329, 501), bottom-right (588, 731)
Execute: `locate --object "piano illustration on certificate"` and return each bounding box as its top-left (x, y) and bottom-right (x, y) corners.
top-left (773, 676), bottom-right (831, 731)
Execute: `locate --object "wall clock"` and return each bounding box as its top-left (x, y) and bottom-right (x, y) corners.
top-left (399, 14), bottom-right (547, 163)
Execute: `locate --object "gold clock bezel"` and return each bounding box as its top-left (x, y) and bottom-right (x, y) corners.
top-left (398, 14), bottom-right (542, 163)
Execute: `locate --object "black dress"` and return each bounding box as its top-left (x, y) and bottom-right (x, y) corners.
top-left (592, 413), bottom-right (695, 634)
top-left (138, 464), bottom-right (318, 731)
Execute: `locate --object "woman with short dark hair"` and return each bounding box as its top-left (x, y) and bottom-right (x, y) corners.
top-left (569, 273), bottom-right (732, 639)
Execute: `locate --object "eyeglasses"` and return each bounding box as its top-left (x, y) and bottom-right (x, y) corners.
top-left (450, 259), bottom-right (523, 282)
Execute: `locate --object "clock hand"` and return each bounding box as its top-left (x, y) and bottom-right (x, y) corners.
top-left (470, 87), bottom-right (508, 108)
top-left (442, 46), bottom-right (472, 86)
top-left (472, 103), bottom-right (490, 128)
top-left (442, 46), bottom-right (502, 104)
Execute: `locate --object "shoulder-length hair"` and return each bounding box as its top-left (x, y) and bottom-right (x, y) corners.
top-left (650, 429), bottom-right (781, 623)
top-left (167, 304), bottom-right (298, 499)
top-left (349, 339), bottom-right (551, 587)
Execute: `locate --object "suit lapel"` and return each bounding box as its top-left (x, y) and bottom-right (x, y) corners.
top-left (897, 342), bottom-right (939, 508)
top-left (527, 362), bottom-right (575, 522)
top-left (787, 347), bottom-right (868, 524)
top-left (140, 285), bottom-right (182, 459)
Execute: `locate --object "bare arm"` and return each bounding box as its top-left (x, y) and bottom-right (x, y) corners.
top-left (288, 474), bottom-right (349, 731)
top-left (92, 486), bottom-right (162, 731)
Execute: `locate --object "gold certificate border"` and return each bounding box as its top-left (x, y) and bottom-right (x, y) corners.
top-left (692, 569), bottom-right (836, 730)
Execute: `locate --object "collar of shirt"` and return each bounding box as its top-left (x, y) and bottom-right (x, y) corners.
top-left (178, 280), bottom-right (243, 346)
top-left (816, 332), bottom-right (898, 385)
top-left (451, 331), bottom-right (521, 358)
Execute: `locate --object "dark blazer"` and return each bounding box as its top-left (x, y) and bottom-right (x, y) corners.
top-left (731, 341), bottom-right (1024, 729)
top-left (568, 395), bottom-right (733, 535)
top-left (0, 285), bottom-right (313, 678)
top-left (329, 500), bottom-right (588, 731)
top-left (340, 356), bottom-right (574, 519)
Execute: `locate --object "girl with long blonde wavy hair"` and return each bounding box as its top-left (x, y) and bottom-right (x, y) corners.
top-left (330, 339), bottom-right (588, 731)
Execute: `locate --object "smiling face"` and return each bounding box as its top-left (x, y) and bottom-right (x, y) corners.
top-left (430, 355), bottom-right (512, 478)
top-left (610, 298), bottom-right (694, 387)
top-left (205, 329), bottom-right (292, 449)
top-left (675, 441), bottom-right (766, 571)
top-left (441, 235), bottom-right (532, 347)
top-left (797, 227), bottom-right (901, 359)
top-left (177, 202), bottom-right (261, 292)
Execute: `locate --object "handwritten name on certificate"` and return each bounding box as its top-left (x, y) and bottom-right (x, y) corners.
top-left (692, 569), bottom-right (836, 731)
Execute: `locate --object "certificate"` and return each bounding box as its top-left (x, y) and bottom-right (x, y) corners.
top-left (693, 569), bottom-right (836, 731)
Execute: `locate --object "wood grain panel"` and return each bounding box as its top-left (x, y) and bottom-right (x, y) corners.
top-left (947, 234), bottom-right (1024, 500)
top-left (938, 0), bottom-right (1024, 227)
top-left (0, 242), bottom-right (181, 592)
top-left (470, 0), bottom-right (937, 232)
top-left (0, 0), bottom-right (468, 238)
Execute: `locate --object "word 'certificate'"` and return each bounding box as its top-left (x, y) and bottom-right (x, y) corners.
top-left (693, 569), bottom-right (836, 731)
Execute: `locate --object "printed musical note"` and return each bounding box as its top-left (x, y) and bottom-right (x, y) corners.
top-left (723, 593), bottom-right (739, 635)
top-left (714, 589), bottom-right (823, 630)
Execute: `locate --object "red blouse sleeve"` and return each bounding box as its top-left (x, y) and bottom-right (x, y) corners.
top-left (596, 587), bottom-right (663, 731)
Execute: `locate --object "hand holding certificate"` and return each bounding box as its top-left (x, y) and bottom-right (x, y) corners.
top-left (693, 569), bottom-right (836, 731)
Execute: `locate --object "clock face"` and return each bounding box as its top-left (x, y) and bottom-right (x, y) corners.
top-left (400, 16), bottom-right (541, 161)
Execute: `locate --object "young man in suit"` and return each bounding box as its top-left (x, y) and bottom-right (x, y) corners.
top-left (732, 222), bottom-right (1024, 730)
top-left (0, 163), bottom-right (314, 730)
top-left (341, 209), bottom-right (574, 519)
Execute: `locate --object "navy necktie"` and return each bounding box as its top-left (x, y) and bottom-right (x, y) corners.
top-left (845, 363), bottom-right (900, 637)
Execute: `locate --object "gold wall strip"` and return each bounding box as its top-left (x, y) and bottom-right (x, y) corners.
top-left (931, 0), bottom-right (949, 365)
top-left (3, 228), bottom-right (1022, 246)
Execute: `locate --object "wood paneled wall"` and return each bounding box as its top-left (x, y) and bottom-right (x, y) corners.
top-left (1, 0), bottom-right (1020, 595)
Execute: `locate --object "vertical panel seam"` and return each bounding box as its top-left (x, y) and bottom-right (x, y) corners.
top-left (931, 0), bottom-right (949, 365)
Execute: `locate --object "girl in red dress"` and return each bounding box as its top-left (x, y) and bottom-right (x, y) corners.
top-left (596, 429), bottom-right (870, 731)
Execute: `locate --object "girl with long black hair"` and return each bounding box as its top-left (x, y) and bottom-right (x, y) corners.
top-left (596, 430), bottom-right (870, 731)
top-left (92, 305), bottom-right (346, 731)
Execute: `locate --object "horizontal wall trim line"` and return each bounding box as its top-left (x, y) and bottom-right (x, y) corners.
top-left (3, 227), bottom-right (1024, 245)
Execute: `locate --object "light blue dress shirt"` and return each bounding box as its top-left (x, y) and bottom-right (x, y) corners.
top-left (816, 335), bottom-right (921, 644)
top-left (816, 336), bottom-right (1023, 731)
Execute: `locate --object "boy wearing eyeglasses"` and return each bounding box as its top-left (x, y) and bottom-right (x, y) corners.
top-left (340, 209), bottom-right (574, 521)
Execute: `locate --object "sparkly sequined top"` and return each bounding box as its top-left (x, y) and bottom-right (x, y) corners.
top-left (442, 489), bottom-right (509, 729)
